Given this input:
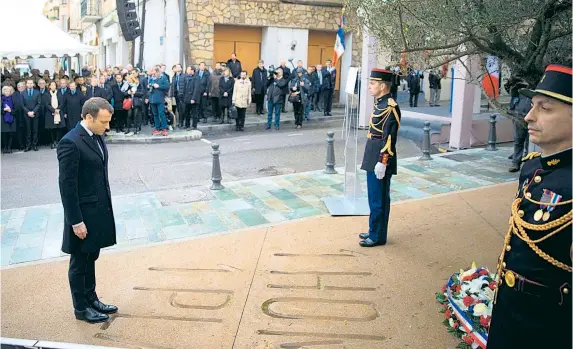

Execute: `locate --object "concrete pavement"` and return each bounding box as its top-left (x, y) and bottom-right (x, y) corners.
top-left (0, 146), bottom-right (517, 266)
top-left (0, 182), bottom-right (515, 348)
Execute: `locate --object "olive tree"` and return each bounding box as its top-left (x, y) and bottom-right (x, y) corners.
top-left (344, 0), bottom-right (571, 113)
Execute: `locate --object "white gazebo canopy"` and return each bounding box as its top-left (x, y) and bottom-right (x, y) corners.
top-left (0, 0), bottom-right (97, 59)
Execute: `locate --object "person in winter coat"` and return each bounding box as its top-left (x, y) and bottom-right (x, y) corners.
top-left (227, 53), bottom-right (242, 79)
top-left (407, 71), bottom-right (421, 107)
top-left (170, 64), bottom-right (186, 129)
top-left (194, 62), bottom-right (211, 123)
top-left (183, 69), bottom-right (203, 130)
top-left (219, 68), bottom-right (235, 124)
top-left (110, 74), bottom-right (128, 132)
top-left (266, 67), bottom-right (287, 130)
top-left (182, 67), bottom-right (196, 130)
top-left (125, 72), bottom-right (146, 135)
top-left (232, 71), bottom-right (252, 132)
top-left (209, 63), bottom-right (223, 121)
top-left (2, 86), bottom-right (17, 153)
top-left (44, 81), bottom-right (66, 148)
top-left (148, 66), bottom-right (171, 136)
top-left (288, 68), bottom-right (311, 128)
top-left (252, 60), bottom-right (268, 115)
top-left (63, 81), bottom-right (86, 133)
top-left (278, 60), bottom-right (291, 112)
top-left (428, 70), bottom-right (441, 106)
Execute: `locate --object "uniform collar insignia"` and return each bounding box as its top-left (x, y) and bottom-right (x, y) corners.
top-left (541, 148), bottom-right (571, 170)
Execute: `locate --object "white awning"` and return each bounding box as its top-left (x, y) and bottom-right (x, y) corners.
top-left (0, 0), bottom-right (98, 59)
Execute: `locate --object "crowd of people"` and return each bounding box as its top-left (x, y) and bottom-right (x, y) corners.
top-left (1, 53), bottom-right (342, 153)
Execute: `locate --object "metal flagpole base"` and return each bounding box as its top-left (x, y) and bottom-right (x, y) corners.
top-left (322, 197), bottom-right (370, 216)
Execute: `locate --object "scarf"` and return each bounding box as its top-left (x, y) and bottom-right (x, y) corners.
top-left (50, 91), bottom-right (60, 124)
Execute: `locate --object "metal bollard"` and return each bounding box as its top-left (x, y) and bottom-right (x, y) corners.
top-left (210, 143), bottom-right (224, 190)
top-left (420, 121), bottom-right (432, 160)
top-left (486, 114), bottom-right (497, 151)
top-left (325, 131), bottom-right (337, 174)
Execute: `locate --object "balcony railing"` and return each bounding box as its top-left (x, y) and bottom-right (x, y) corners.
top-left (80, 0), bottom-right (100, 19)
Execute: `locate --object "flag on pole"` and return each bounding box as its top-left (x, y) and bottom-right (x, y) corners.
top-left (332, 9), bottom-right (345, 66)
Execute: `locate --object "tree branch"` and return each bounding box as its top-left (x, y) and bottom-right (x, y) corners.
top-left (398, 5), bottom-right (409, 51)
top-left (401, 38), bottom-right (469, 53)
top-left (424, 50), bottom-right (479, 70)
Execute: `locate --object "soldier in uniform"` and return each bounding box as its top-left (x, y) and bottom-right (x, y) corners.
top-left (358, 68), bottom-right (401, 247)
top-left (488, 64), bottom-right (572, 348)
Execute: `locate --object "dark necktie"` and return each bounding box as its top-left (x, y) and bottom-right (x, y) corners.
top-left (28, 89), bottom-right (32, 98)
top-left (91, 134), bottom-right (104, 157)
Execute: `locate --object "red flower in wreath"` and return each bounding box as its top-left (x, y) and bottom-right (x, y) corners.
top-left (471, 272), bottom-right (479, 279)
top-left (452, 321), bottom-right (459, 329)
top-left (489, 281), bottom-right (497, 290)
top-left (454, 284), bottom-right (462, 292)
top-left (479, 269), bottom-right (489, 276)
top-left (462, 335), bottom-right (473, 345)
top-left (461, 275), bottom-right (472, 281)
top-left (441, 284), bottom-right (447, 293)
top-left (445, 308), bottom-right (452, 319)
top-left (463, 295), bottom-right (474, 307)
top-left (480, 315), bottom-right (491, 328)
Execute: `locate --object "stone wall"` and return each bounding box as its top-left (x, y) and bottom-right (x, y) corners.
top-left (186, 0), bottom-right (357, 67)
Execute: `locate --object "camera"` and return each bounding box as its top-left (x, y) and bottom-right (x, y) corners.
top-left (268, 65), bottom-right (276, 77)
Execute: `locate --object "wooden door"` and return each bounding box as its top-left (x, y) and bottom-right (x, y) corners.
top-left (308, 30), bottom-right (342, 90)
top-left (214, 25), bottom-right (262, 76)
top-left (235, 42), bottom-right (260, 78)
top-left (214, 41), bottom-right (235, 66)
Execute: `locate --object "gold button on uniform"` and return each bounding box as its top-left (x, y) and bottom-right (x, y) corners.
top-left (518, 210), bottom-right (525, 217)
top-left (534, 175), bottom-right (542, 183)
top-left (564, 288), bottom-right (570, 295)
top-left (525, 192), bottom-right (532, 198)
top-left (506, 245), bottom-right (512, 252)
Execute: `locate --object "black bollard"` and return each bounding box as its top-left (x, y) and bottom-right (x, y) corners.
top-left (210, 143), bottom-right (224, 190)
top-left (325, 131), bottom-right (337, 174)
top-left (420, 121), bottom-right (432, 160)
top-left (486, 114), bottom-right (497, 151)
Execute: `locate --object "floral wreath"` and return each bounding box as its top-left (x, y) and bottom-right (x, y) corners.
top-left (435, 262), bottom-right (497, 349)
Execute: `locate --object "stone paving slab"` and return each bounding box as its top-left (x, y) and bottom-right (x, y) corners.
top-left (0, 183), bottom-right (514, 348)
top-left (0, 146), bottom-right (517, 267)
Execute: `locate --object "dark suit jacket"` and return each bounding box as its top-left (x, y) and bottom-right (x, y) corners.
top-left (57, 122), bottom-right (116, 254)
top-left (22, 89), bottom-right (41, 115)
top-left (170, 73), bottom-right (186, 99)
top-left (63, 91), bottom-right (86, 128)
top-left (252, 68), bottom-right (268, 95)
top-left (327, 67), bottom-right (337, 89)
top-left (84, 85), bottom-right (104, 99)
top-left (194, 70), bottom-right (211, 98)
top-left (318, 69), bottom-right (332, 91)
top-left (219, 76), bottom-right (235, 107)
top-left (99, 85), bottom-right (113, 102)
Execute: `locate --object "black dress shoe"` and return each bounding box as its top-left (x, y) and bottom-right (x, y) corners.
top-left (91, 300), bottom-right (118, 314)
top-left (508, 164), bottom-right (520, 173)
top-left (24, 147), bottom-right (31, 152)
top-left (33, 146), bottom-right (38, 151)
top-left (359, 238), bottom-right (385, 247)
top-left (359, 232), bottom-right (369, 240)
top-left (74, 307), bottom-right (109, 323)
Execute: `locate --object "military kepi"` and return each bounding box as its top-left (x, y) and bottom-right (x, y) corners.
top-left (520, 64), bottom-right (572, 104)
top-left (370, 68), bottom-right (393, 82)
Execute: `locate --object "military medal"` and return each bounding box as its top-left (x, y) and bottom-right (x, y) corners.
top-left (541, 189), bottom-right (562, 222)
top-left (533, 209), bottom-right (543, 221)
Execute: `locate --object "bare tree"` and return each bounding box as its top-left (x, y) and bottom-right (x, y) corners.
top-left (345, 0), bottom-right (571, 113)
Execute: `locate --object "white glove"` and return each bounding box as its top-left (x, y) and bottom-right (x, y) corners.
top-left (374, 162), bottom-right (386, 180)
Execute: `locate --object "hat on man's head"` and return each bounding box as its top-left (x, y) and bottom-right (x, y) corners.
top-left (520, 64), bottom-right (572, 105)
top-left (370, 68), bottom-right (393, 82)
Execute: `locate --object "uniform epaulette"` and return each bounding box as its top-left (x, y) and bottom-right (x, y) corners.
top-left (387, 98), bottom-right (397, 108)
top-left (521, 152), bottom-right (541, 162)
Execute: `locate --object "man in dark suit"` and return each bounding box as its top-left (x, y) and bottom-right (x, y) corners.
top-left (22, 79), bottom-right (41, 151)
top-left (195, 62), bottom-right (211, 123)
top-left (85, 75), bottom-right (104, 99)
top-left (325, 59), bottom-right (336, 116)
top-left (63, 82), bottom-right (87, 132)
top-left (317, 65), bottom-right (332, 115)
top-left (57, 97), bottom-right (117, 323)
top-left (279, 60), bottom-right (291, 112)
top-left (58, 78), bottom-right (69, 98)
top-left (98, 75), bottom-right (113, 102)
top-left (252, 60), bottom-right (268, 115)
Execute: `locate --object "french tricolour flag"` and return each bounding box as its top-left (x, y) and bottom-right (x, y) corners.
top-left (332, 11), bottom-right (345, 66)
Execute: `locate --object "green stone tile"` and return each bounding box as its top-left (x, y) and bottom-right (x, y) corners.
top-left (1, 210), bottom-right (12, 225)
top-left (198, 212), bottom-right (226, 227)
top-left (16, 232), bottom-right (45, 249)
top-left (285, 206), bottom-right (324, 220)
top-left (283, 198), bottom-right (312, 210)
top-left (157, 208), bottom-right (186, 227)
top-left (10, 246), bottom-right (42, 264)
top-left (1, 232), bottom-right (19, 247)
top-left (182, 213), bottom-right (204, 225)
top-left (214, 189), bottom-right (240, 201)
top-left (234, 209), bottom-right (269, 226)
top-left (1, 247), bottom-right (13, 266)
top-left (20, 210), bottom-right (48, 234)
top-left (269, 189), bottom-right (298, 201)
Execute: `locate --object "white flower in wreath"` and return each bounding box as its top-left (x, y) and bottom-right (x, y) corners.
top-left (460, 267), bottom-right (477, 279)
top-left (483, 287), bottom-right (495, 301)
top-left (471, 342), bottom-right (480, 349)
top-left (472, 303), bottom-right (490, 317)
top-left (461, 277), bottom-right (489, 294)
top-left (448, 318), bottom-right (455, 328)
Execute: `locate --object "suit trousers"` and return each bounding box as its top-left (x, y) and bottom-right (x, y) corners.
top-left (69, 249), bottom-right (100, 310)
top-left (366, 171), bottom-right (392, 244)
top-left (189, 103), bottom-right (199, 128)
top-left (236, 107), bottom-right (246, 129)
top-left (321, 89), bottom-right (333, 113)
top-left (512, 120), bottom-right (529, 165)
top-left (313, 92), bottom-right (322, 111)
top-left (409, 92), bottom-right (419, 107)
top-left (127, 107), bottom-right (142, 132)
top-left (293, 102), bottom-right (303, 126)
top-left (430, 88), bottom-right (441, 106)
top-left (254, 94), bottom-right (265, 114)
top-left (198, 95), bottom-right (208, 120)
top-left (114, 109), bottom-right (128, 131)
top-left (175, 96), bottom-right (184, 127)
top-left (211, 97), bottom-right (220, 118)
top-left (24, 114), bottom-right (39, 147)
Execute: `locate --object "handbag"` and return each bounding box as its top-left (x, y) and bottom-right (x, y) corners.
top-left (122, 98), bottom-right (133, 110)
top-left (229, 105), bottom-right (237, 119)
